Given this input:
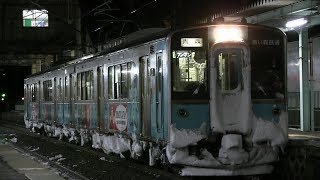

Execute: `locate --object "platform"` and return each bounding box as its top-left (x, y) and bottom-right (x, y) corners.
top-left (0, 143), bottom-right (64, 180)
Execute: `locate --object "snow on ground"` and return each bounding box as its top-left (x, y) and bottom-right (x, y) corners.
top-left (30, 147), bottom-right (40, 152)
top-left (49, 154), bottom-right (63, 161)
top-left (181, 165), bottom-right (274, 176)
top-left (10, 137), bottom-right (17, 143)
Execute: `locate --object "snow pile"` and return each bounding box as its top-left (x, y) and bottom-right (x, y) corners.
top-left (53, 126), bottom-right (62, 138)
top-left (248, 146), bottom-right (278, 165)
top-left (101, 134), bottom-right (131, 156)
top-left (169, 124), bottom-right (207, 148)
top-left (49, 154), bottom-right (63, 161)
top-left (80, 129), bottom-right (90, 146)
top-left (166, 145), bottom-right (221, 167)
top-left (149, 142), bottom-right (161, 166)
top-left (218, 134), bottom-right (248, 165)
top-left (45, 125), bottom-right (54, 136)
top-left (62, 126), bottom-right (70, 137)
top-left (30, 147), bottom-right (39, 152)
top-left (68, 128), bottom-right (79, 143)
top-left (31, 123), bottom-right (43, 133)
top-left (10, 137), bottom-right (17, 143)
top-left (166, 124), bottom-right (221, 167)
top-left (252, 112), bottom-right (288, 147)
top-left (131, 133), bottom-right (143, 159)
top-left (24, 113), bottom-right (32, 128)
top-left (92, 131), bottom-right (103, 149)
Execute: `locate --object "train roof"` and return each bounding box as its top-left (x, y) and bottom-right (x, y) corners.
top-left (26, 28), bottom-right (170, 79)
top-left (25, 22), bottom-right (285, 80)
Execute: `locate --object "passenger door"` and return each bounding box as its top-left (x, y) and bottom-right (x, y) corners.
top-left (210, 43), bottom-right (251, 134)
top-left (140, 53), bottom-right (164, 139)
top-left (140, 56), bottom-right (151, 136)
top-left (70, 73), bottom-right (76, 127)
top-left (97, 66), bottom-right (104, 129)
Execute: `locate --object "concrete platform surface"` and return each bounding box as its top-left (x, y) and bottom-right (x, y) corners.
top-left (0, 144), bottom-right (65, 180)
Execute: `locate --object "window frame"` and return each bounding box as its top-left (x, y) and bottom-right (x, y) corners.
top-left (171, 48), bottom-right (209, 99)
top-left (108, 62), bottom-right (132, 100)
top-left (22, 9), bottom-right (49, 27)
top-left (76, 70), bottom-right (94, 100)
top-left (43, 79), bottom-right (53, 102)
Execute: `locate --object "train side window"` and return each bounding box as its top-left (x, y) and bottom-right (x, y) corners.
top-left (77, 70), bottom-right (93, 100)
top-left (43, 80), bottom-right (52, 101)
top-left (108, 62), bottom-right (132, 99)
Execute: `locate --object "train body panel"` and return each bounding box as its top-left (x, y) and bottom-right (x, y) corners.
top-left (171, 103), bottom-right (210, 130)
top-left (24, 24), bottom-right (288, 175)
top-left (252, 103), bottom-right (286, 123)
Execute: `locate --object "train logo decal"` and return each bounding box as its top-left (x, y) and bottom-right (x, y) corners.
top-left (110, 104), bottom-right (127, 131)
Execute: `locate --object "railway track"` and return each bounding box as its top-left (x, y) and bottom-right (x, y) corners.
top-left (0, 121), bottom-right (186, 180)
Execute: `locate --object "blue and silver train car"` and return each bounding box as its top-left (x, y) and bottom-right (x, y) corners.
top-left (24, 23), bottom-right (287, 176)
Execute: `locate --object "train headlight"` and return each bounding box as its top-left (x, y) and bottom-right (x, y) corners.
top-left (213, 26), bottom-right (245, 43)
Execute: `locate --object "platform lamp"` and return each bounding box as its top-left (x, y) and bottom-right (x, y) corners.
top-left (1, 93), bottom-right (5, 101)
top-left (285, 17), bottom-right (311, 131)
top-left (285, 18), bottom-right (308, 29)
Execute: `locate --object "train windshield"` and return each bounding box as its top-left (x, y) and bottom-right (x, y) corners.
top-left (171, 49), bottom-right (208, 98)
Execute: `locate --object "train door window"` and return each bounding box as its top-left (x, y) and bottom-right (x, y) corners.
top-left (77, 74), bottom-right (81, 100)
top-left (77, 70), bottom-right (93, 100)
top-left (86, 71), bottom-right (93, 99)
top-left (43, 80), bottom-right (52, 101)
top-left (115, 65), bottom-right (121, 99)
top-left (215, 49), bottom-right (242, 91)
top-left (57, 77), bottom-right (63, 101)
top-left (121, 63), bottom-right (132, 98)
top-left (108, 66), bottom-right (114, 99)
top-left (31, 83), bottom-right (38, 102)
top-left (122, 64), bottom-right (128, 98)
top-left (171, 50), bottom-right (208, 98)
top-left (64, 76), bottom-right (68, 100)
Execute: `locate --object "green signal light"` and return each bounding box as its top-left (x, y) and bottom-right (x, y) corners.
top-left (1, 93), bottom-right (5, 98)
top-left (1, 97), bottom-right (4, 101)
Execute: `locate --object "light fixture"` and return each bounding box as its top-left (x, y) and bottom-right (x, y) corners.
top-left (213, 26), bottom-right (244, 43)
top-left (285, 18), bottom-right (308, 28)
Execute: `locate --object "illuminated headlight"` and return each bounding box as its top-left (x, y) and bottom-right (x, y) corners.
top-left (213, 26), bottom-right (245, 43)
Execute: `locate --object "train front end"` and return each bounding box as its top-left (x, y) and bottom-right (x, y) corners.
top-left (166, 24), bottom-right (288, 175)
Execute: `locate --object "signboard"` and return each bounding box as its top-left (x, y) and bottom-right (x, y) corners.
top-left (109, 104), bottom-right (128, 131)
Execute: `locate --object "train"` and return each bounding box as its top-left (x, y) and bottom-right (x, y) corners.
top-left (24, 22), bottom-right (288, 176)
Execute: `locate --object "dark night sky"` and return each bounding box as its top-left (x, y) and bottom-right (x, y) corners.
top-left (0, 0), bottom-right (257, 111)
top-left (0, 66), bottom-right (30, 111)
